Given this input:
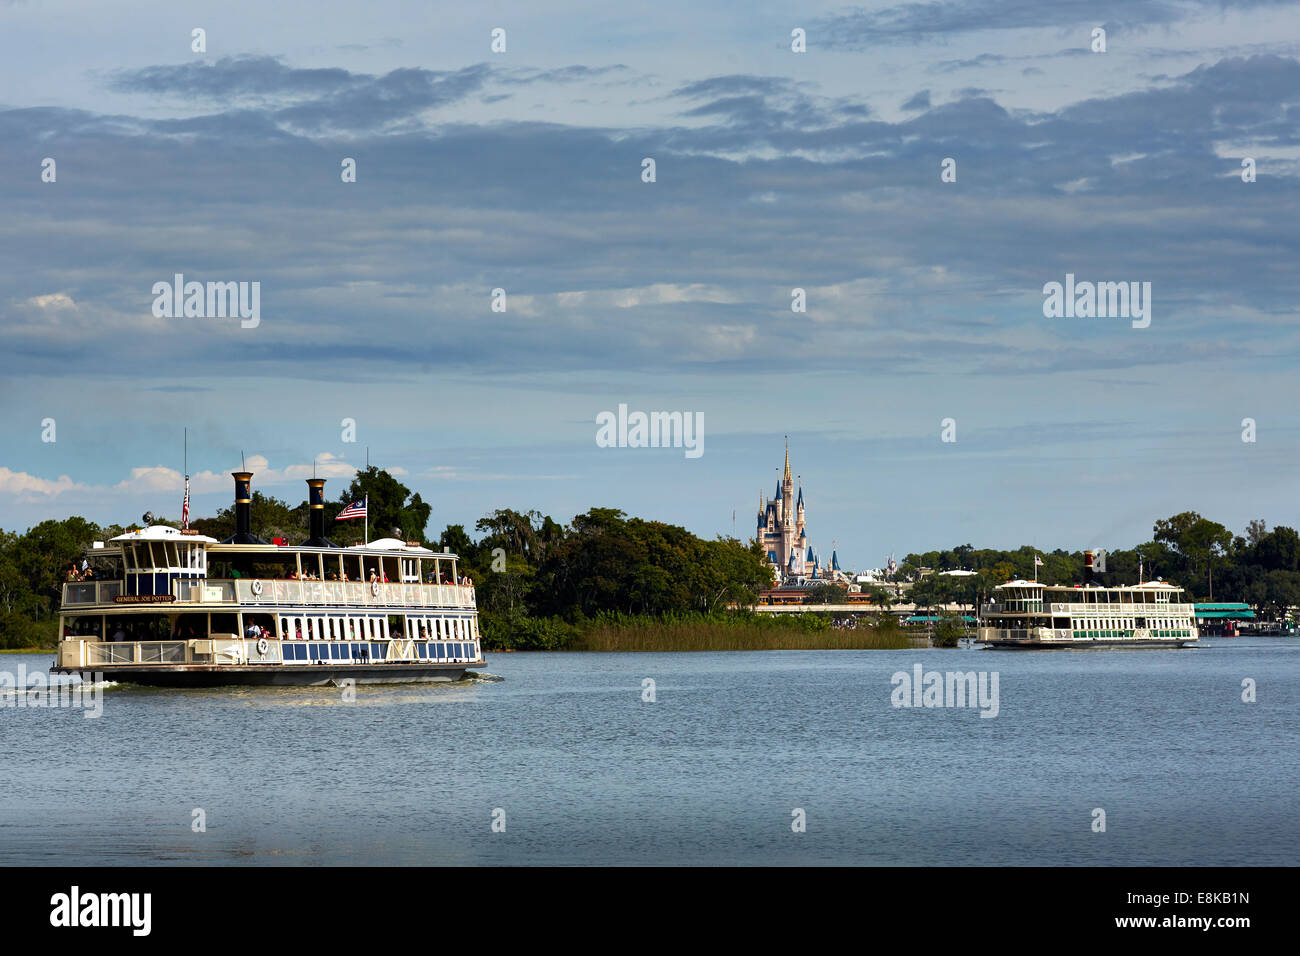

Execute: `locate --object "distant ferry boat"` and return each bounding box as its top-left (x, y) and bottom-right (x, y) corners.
top-left (50, 472), bottom-right (484, 686)
top-left (978, 579), bottom-right (1199, 649)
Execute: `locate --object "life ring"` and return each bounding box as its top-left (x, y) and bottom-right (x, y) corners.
top-left (371, 580), bottom-right (381, 597)
top-left (251, 579), bottom-right (264, 595)
top-left (256, 637), bottom-right (270, 656)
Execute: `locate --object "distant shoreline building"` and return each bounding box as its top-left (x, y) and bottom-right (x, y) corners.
top-left (756, 441), bottom-right (844, 584)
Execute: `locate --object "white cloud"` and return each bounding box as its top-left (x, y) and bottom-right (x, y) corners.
top-left (3, 453), bottom-right (394, 506)
top-left (0, 467), bottom-right (88, 501)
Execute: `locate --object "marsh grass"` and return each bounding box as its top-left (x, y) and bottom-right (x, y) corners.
top-left (569, 613), bottom-right (915, 651)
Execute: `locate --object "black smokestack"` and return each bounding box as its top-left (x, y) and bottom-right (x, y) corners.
top-left (304, 478), bottom-right (336, 548)
top-left (1084, 549), bottom-right (1095, 585)
top-left (221, 471), bottom-right (268, 544)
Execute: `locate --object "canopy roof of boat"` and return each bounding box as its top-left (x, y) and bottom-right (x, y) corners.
top-left (97, 526), bottom-right (454, 559)
top-left (995, 579), bottom-right (1183, 591)
top-left (108, 526), bottom-right (218, 544)
top-left (205, 540), bottom-right (455, 559)
top-left (346, 537), bottom-right (437, 554)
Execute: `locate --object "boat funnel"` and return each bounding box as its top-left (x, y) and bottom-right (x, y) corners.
top-left (304, 478), bottom-right (336, 548)
top-left (221, 471), bottom-right (269, 544)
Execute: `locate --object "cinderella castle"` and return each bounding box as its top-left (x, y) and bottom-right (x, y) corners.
top-left (756, 441), bottom-right (844, 584)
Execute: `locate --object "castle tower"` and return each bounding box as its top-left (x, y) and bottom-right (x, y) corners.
top-left (796, 481), bottom-right (805, 537)
top-left (754, 438), bottom-right (824, 583)
top-left (781, 438), bottom-right (794, 512)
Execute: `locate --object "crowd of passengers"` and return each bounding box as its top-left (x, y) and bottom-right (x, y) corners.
top-left (65, 561), bottom-right (99, 582)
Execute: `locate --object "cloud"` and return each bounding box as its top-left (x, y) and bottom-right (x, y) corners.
top-left (105, 58), bottom-right (634, 135)
top-left (0, 467), bottom-right (88, 501)
top-left (812, 0), bottom-right (1291, 48)
top-left (0, 454), bottom-right (400, 506)
top-left (2, 53), bottom-right (1299, 390)
top-left (901, 89), bottom-right (932, 110)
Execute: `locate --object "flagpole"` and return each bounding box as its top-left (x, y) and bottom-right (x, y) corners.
top-left (364, 493), bottom-right (368, 545)
top-left (182, 427), bottom-right (189, 530)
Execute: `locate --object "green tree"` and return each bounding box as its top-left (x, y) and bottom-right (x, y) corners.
top-left (438, 524), bottom-right (475, 560)
top-left (804, 583), bottom-right (848, 605)
top-left (338, 467), bottom-right (432, 544)
top-left (932, 610), bottom-right (967, 648)
top-left (861, 584), bottom-right (894, 611)
top-left (1256, 527), bottom-right (1300, 572)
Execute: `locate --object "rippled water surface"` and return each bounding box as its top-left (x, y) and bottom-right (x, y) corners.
top-left (2, 638), bottom-right (1297, 865)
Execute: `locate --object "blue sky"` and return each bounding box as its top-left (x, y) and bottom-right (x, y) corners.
top-left (2, 0), bottom-right (1299, 568)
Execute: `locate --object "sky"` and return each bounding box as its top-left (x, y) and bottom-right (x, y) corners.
top-left (2, 0), bottom-right (1300, 569)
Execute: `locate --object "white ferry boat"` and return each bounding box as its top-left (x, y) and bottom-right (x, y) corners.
top-left (50, 472), bottom-right (484, 686)
top-left (978, 579), bottom-right (1199, 649)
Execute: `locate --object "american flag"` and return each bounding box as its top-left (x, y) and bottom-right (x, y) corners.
top-left (336, 500), bottom-right (367, 521)
top-left (181, 477), bottom-right (190, 529)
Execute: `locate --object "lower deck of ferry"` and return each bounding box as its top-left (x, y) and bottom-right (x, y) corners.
top-left (52, 659), bottom-right (476, 687)
top-left (52, 607), bottom-right (485, 686)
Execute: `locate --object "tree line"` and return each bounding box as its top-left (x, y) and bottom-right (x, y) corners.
top-left (899, 512), bottom-right (1300, 618)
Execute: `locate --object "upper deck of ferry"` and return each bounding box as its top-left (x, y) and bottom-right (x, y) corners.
top-left (985, 579), bottom-right (1193, 617)
top-left (60, 473), bottom-right (475, 615)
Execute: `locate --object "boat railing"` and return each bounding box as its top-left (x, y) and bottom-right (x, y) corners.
top-left (173, 580), bottom-right (238, 602)
top-left (982, 628), bottom-right (1039, 642)
top-left (161, 578), bottom-right (475, 608)
top-left (228, 579), bottom-right (475, 609)
top-left (61, 580), bottom-right (124, 605)
top-left (1047, 602), bottom-right (1194, 615)
top-left (86, 640), bottom-right (188, 666)
top-left (983, 602), bottom-right (1044, 615)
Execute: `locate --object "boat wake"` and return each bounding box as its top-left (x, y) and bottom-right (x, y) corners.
top-left (463, 671), bottom-right (504, 683)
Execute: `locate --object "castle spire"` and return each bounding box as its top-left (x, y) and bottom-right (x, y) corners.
top-left (783, 436), bottom-right (792, 484)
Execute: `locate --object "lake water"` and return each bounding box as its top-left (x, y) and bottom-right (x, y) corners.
top-left (2, 638), bottom-right (1297, 865)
